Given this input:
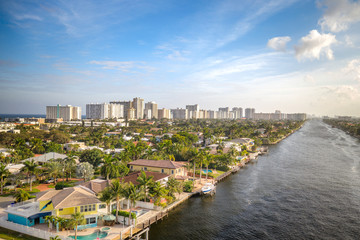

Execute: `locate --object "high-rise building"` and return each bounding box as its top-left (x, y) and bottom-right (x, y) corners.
top-left (132, 97), bottom-right (144, 119)
top-left (186, 104), bottom-right (199, 119)
top-left (86, 103), bottom-right (108, 119)
top-left (110, 101), bottom-right (132, 119)
top-left (232, 107), bottom-right (243, 119)
top-left (86, 103), bottom-right (123, 119)
top-left (127, 108), bottom-right (136, 120)
top-left (158, 108), bottom-right (171, 119)
top-left (245, 108), bottom-right (255, 119)
top-left (171, 108), bottom-right (188, 119)
top-left (218, 107), bottom-right (229, 119)
top-left (145, 101), bottom-right (158, 119)
top-left (208, 110), bottom-right (218, 119)
top-left (46, 105), bottom-right (81, 121)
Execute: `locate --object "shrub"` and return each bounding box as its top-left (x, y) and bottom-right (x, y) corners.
top-left (55, 182), bottom-right (71, 190)
top-left (216, 166), bottom-right (229, 172)
top-left (111, 210), bottom-right (137, 219)
top-left (183, 180), bottom-right (193, 193)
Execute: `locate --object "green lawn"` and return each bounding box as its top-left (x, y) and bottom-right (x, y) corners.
top-left (0, 226), bottom-right (43, 240)
top-left (212, 170), bottom-right (226, 178)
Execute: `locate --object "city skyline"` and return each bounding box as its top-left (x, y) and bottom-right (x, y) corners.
top-left (1, 0), bottom-right (360, 117)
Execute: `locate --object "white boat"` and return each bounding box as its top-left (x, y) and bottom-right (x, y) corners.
top-left (201, 182), bottom-right (216, 195)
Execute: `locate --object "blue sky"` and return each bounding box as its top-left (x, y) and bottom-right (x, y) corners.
top-left (1, 0), bottom-right (360, 116)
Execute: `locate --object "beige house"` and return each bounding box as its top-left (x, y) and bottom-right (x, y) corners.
top-left (128, 160), bottom-right (186, 178)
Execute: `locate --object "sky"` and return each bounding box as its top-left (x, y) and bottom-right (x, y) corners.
top-left (0, 0), bottom-right (360, 117)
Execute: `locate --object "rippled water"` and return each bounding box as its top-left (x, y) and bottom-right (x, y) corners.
top-left (149, 120), bottom-right (360, 240)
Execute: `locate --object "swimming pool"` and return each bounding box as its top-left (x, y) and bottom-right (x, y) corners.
top-left (69, 231), bottom-right (108, 240)
top-left (202, 170), bottom-right (213, 173)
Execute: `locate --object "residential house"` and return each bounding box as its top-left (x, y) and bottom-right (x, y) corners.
top-left (6, 186), bottom-right (105, 229)
top-left (128, 160), bottom-right (186, 179)
top-left (21, 152), bottom-right (67, 165)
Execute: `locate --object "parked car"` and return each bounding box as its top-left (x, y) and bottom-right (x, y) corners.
top-left (45, 178), bottom-right (54, 184)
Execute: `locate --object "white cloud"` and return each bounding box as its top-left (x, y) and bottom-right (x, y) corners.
top-left (156, 44), bottom-right (190, 61)
top-left (294, 30), bottom-right (337, 61)
top-left (318, 0), bottom-right (360, 32)
top-left (89, 60), bottom-right (155, 73)
top-left (303, 74), bottom-right (316, 83)
top-left (343, 59), bottom-right (360, 81)
top-left (267, 36), bottom-right (291, 52)
top-left (13, 14), bottom-right (42, 21)
top-left (322, 85), bottom-right (360, 101)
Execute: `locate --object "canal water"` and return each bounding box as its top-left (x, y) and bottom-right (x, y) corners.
top-left (149, 119), bottom-right (360, 240)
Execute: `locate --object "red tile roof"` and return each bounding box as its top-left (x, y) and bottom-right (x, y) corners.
top-left (128, 159), bottom-right (183, 169)
top-left (120, 171), bottom-right (169, 186)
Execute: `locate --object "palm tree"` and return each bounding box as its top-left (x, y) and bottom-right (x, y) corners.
top-left (30, 138), bottom-right (45, 154)
top-left (99, 187), bottom-right (113, 214)
top-left (110, 179), bottom-right (124, 223)
top-left (101, 155), bottom-right (121, 180)
top-left (186, 148), bottom-right (199, 188)
top-left (44, 215), bottom-right (55, 229)
top-left (203, 152), bottom-right (213, 181)
top-left (0, 163), bottom-right (10, 195)
top-left (21, 160), bottom-right (38, 191)
top-left (14, 189), bottom-right (30, 202)
top-left (136, 171), bottom-right (153, 202)
top-left (46, 161), bottom-right (62, 184)
top-left (198, 150), bottom-right (206, 183)
top-left (69, 212), bottom-right (85, 240)
top-left (50, 236), bottom-right (61, 240)
top-left (64, 156), bottom-right (76, 181)
top-left (149, 181), bottom-right (167, 206)
top-left (166, 178), bottom-right (182, 199)
top-left (122, 182), bottom-right (143, 227)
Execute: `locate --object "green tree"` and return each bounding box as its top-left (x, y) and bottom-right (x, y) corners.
top-left (122, 182), bottom-right (143, 226)
top-left (79, 149), bottom-right (103, 167)
top-left (149, 181), bottom-right (167, 206)
top-left (21, 160), bottom-right (38, 191)
top-left (101, 155), bottom-right (118, 180)
top-left (46, 161), bottom-right (62, 184)
top-left (69, 212), bottom-right (85, 240)
top-left (0, 163), bottom-right (10, 195)
top-left (110, 179), bottom-right (125, 223)
top-left (136, 171), bottom-right (153, 202)
top-left (76, 162), bottom-right (94, 182)
top-left (50, 236), bottom-right (61, 240)
top-left (166, 178), bottom-right (182, 199)
top-left (64, 156), bottom-right (76, 181)
top-left (14, 189), bottom-right (30, 202)
top-left (99, 187), bottom-right (113, 214)
top-left (30, 138), bottom-right (45, 154)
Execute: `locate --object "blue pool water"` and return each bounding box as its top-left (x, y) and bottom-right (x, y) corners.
top-left (69, 231), bottom-right (108, 240)
top-left (202, 170), bottom-right (213, 173)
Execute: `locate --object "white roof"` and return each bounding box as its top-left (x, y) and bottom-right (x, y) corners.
top-left (22, 152), bottom-right (67, 163)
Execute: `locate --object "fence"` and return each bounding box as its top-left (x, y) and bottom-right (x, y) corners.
top-left (0, 216), bottom-right (72, 240)
top-left (135, 200), bottom-right (161, 211)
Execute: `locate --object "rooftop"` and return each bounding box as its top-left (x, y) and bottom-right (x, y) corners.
top-left (128, 159), bottom-right (184, 169)
top-left (36, 186), bottom-right (101, 209)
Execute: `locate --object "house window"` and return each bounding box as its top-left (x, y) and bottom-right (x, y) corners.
top-left (99, 204), bottom-right (106, 209)
top-left (80, 206), bottom-right (84, 212)
top-left (172, 170), bottom-right (174, 174)
top-left (130, 166), bottom-right (133, 170)
top-left (144, 167), bottom-right (147, 171)
top-left (92, 204), bottom-right (96, 211)
top-left (59, 208), bottom-right (63, 212)
top-left (86, 217), bottom-right (96, 225)
top-left (84, 205), bottom-right (88, 212)
top-left (161, 169), bottom-right (164, 173)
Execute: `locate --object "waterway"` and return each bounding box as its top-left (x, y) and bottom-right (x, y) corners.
top-left (149, 119), bottom-right (360, 240)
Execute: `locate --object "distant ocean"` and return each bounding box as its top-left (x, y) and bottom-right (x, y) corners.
top-left (0, 114), bottom-right (86, 121)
